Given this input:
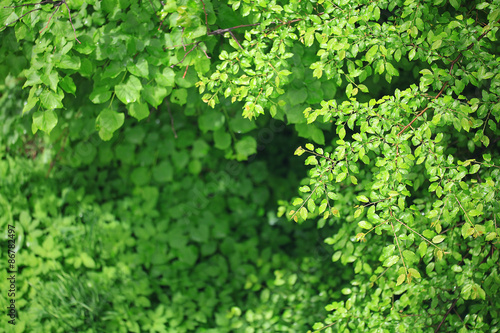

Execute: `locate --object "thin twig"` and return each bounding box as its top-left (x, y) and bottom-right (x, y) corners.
top-left (166, 100), bottom-right (178, 138)
top-left (170, 41), bottom-right (201, 68)
top-left (434, 298), bottom-right (458, 333)
top-left (199, 0), bottom-right (209, 32)
top-left (4, 0), bottom-right (57, 9)
top-left (398, 83), bottom-right (447, 136)
top-left (39, 3), bottom-right (61, 33)
top-left (390, 213), bottom-right (408, 277)
top-left (147, 0), bottom-right (157, 12)
top-left (3, 0), bottom-right (58, 27)
top-left (62, 0), bottom-right (80, 44)
top-left (200, 47), bottom-right (211, 59)
top-left (198, 0), bottom-right (325, 37)
top-left (312, 321), bottom-right (338, 333)
top-left (398, 26), bottom-right (492, 136)
top-left (230, 31), bottom-right (244, 50)
top-left (4, 7), bottom-right (41, 27)
top-left (164, 41), bottom-right (198, 50)
top-left (5, 0), bottom-right (80, 43)
top-left (207, 23), bottom-right (260, 36)
top-left (181, 28), bottom-right (186, 51)
top-left (392, 214), bottom-right (445, 251)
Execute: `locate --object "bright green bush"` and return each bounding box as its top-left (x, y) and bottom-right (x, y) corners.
top-left (1, 0), bottom-right (499, 332)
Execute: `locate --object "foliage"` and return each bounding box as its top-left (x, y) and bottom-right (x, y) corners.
top-left (0, 0), bottom-right (499, 332)
top-left (0, 85), bottom-right (338, 332)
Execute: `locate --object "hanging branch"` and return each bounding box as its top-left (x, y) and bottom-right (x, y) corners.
top-left (4, 0), bottom-right (80, 43)
top-left (164, 0), bottom-right (325, 67)
top-left (398, 26), bottom-right (492, 136)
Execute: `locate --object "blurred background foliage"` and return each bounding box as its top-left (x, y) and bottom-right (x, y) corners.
top-left (0, 72), bottom-right (347, 331)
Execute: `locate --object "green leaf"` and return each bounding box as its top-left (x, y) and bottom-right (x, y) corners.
top-left (408, 268), bottom-right (421, 278)
top-left (385, 62), bottom-right (399, 76)
top-left (171, 88), bottom-right (188, 105)
top-left (199, 110), bottom-right (225, 132)
top-left (213, 128), bottom-right (231, 150)
top-left (32, 110), bottom-right (58, 134)
top-left (339, 126), bottom-right (346, 140)
top-left (229, 112), bottom-right (257, 133)
top-left (23, 88), bottom-right (39, 113)
top-left (156, 67), bottom-right (176, 87)
top-left (358, 221), bottom-right (373, 229)
top-left (346, 83), bottom-right (353, 97)
top-left (80, 252), bottom-right (96, 268)
top-left (469, 164), bottom-right (480, 174)
top-left (418, 242), bottom-right (428, 257)
top-left (115, 75), bottom-right (143, 104)
top-left (299, 186), bottom-right (311, 193)
top-left (336, 172), bottom-right (347, 182)
top-left (143, 86), bottom-right (168, 108)
top-left (288, 88), bottom-right (308, 106)
top-left (485, 232), bottom-right (497, 241)
top-left (299, 207), bottom-right (308, 220)
top-left (57, 54), bottom-right (81, 70)
top-left (396, 273), bottom-right (406, 286)
top-left (358, 84), bottom-right (369, 93)
top-left (235, 136), bottom-right (257, 160)
top-left (431, 39), bottom-right (442, 50)
top-left (127, 101), bottom-right (150, 121)
top-left (96, 109), bottom-right (125, 140)
top-left (449, 0), bottom-right (460, 9)
top-left (40, 90), bottom-right (63, 109)
top-left (42, 71), bottom-right (59, 91)
top-left (178, 245), bottom-right (199, 266)
top-left (59, 75), bottom-right (76, 95)
top-left (383, 255), bottom-right (400, 267)
top-left (366, 45), bottom-right (379, 63)
top-left (403, 250), bottom-right (417, 263)
top-left (131, 167), bottom-right (150, 186)
top-left (305, 156), bottom-right (318, 165)
top-left (432, 235), bottom-right (445, 244)
top-left (90, 87), bottom-right (112, 104)
top-left (356, 195), bottom-right (369, 203)
top-left (102, 61), bottom-right (125, 79)
top-left (153, 160), bottom-right (173, 182)
top-left (294, 147), bottom-right (305, 156)
top-left (461, 117), bottom-right (470, 132)
top-left (127, 57), bottom-right (149, 78)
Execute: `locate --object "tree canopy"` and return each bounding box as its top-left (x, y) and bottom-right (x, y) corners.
top-left (0, 0), bottom-right (499, 332)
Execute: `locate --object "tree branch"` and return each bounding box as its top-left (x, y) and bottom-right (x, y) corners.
top-left (207, 23), bottom-right (260, 36)
top-left (199, 0), bottom-right (325, 37)
top-left (61, 0), bottom-right (80, 44)
top-left (4, 0), bottom-right (80, 43)
top-left (397, 83), bottom-right (447, 136)
top-left (170, 41), bottom-right (202, 68)
top-left (398, 26), bottom-right (492, 136)
top-left (434, 298), bottom-right (458, 333)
